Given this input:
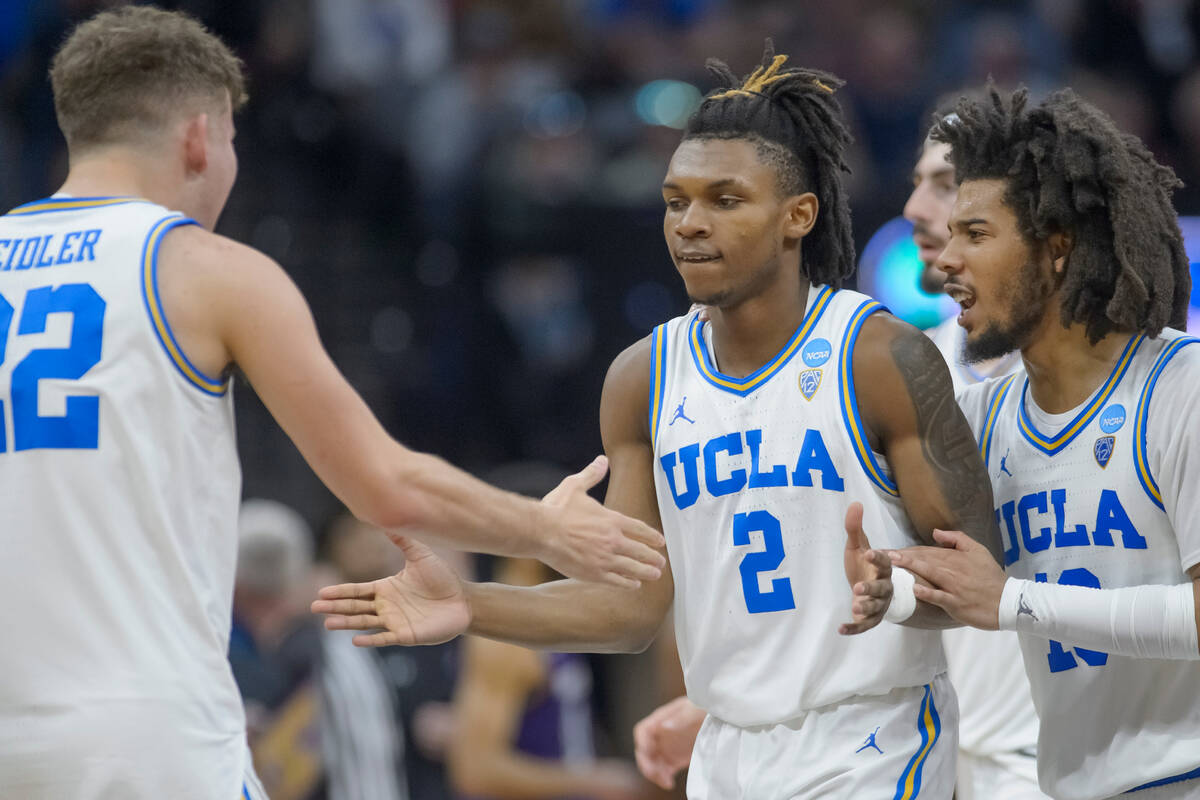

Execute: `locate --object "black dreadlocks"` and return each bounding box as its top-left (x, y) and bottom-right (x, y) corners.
top-left (683, 42), bottom-right (855, 288)
top-left (932, 86), bottom-right (1190, 342)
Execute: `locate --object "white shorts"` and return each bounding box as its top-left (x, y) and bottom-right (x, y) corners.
top-left (686, 673), bottom-right (957, 799)
top-left (956, 750), bottom-right (1048, 800)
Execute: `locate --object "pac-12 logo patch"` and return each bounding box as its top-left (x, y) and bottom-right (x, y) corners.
top-left (1099, 404), bottom-right (1126, 434)
top-left (798, 369), bottom-right (822, 400)
top-left (1094, 436), bottom-right (1115, 468)
top-left (801, 338), bottom-right (832, 368)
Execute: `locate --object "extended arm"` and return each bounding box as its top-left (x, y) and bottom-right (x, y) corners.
top-left (159, 227), bottom-right (663, 586)
top-left (312, 338), bottom-right (675, 653)
top-left (465, 338), bottom-right (675, 652)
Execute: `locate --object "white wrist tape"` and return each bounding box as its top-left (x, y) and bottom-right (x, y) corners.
top-left (885, 567), bottom-right (917, 624)
top-left (998, 577), bottom-right (1200, 660)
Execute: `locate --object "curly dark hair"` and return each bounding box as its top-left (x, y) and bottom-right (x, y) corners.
top-left (682, 42), bottom-right (855, 288)
top-left (931, 86), bottom-right (1190, 341)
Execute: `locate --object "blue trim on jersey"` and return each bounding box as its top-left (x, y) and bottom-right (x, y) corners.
top-left (978, 374), bottom-right (1018, 468)
top-left (243, 783), bottom-right (251, 800)
top-left (139, 214), bottom-right (229, 396)
top-left (1125, 764), bottom-right (1200, 793)
top-left (1133, 336), bottom-right (1200, 510)
top-left (5, 196), bottom-right (143, 216)
top-left (686, 285), bottom-right (834, 396)
top-left (649, 323), bottom-right (669, 447)
top-left (838, 300), bottom-right (899, 497)
top-left (1016, 334), bottom-right (1143, 456)
top-left (893, 683), bottom-right (941, 800)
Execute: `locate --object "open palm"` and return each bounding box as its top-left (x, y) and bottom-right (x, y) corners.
top-left (311, 536), bottom-right (470, 647)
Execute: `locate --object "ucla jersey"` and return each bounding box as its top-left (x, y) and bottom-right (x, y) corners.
top-left (0, 197), bottom-right (246, 797)
top-left (959, 331), bottom-right (1200, 800)
top-left (650, 285), bottom-right (946, 727)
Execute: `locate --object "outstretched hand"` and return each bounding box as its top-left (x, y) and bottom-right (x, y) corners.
top-left (889, 528), bottom-right (1006, 630)
top-left (311, 536), bottom-right (470, 647)
top-left (537, 455), bottom-right (666, 589)
top-left (840, 501), bottom-right (894, 635)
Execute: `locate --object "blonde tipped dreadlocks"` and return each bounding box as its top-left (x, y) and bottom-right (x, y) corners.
top-left (684, 41), bottom-right (855, 287)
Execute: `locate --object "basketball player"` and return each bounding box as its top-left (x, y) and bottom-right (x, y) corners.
top-left (630, 112), bottom-right (1046, 798)
top-left (879, 88), bottom-right (1200, 799)
top-left (315, 47), bottom-right (1006, 798)
top-left (906, 121), bottom-right (1044, 800)
top-left (0, 7), bottom-right (664, 798)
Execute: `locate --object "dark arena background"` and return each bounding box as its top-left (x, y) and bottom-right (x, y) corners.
top-left (5, 2), bottom-right (1200, 798)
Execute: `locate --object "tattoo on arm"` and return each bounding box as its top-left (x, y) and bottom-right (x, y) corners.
top-left (890, 331), bottom-right (1003, 563)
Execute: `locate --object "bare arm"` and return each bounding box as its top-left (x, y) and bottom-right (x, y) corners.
top-left (449, 638), bottom-right (641, 799)
top-left (852, 314), bottom-right (1002, 628)
top-left (312, 338), bottom-right (675, 653)
top-left (157, 227), bottom-right (663, 585)
top-left (466, 338), bottom-right (675, 652)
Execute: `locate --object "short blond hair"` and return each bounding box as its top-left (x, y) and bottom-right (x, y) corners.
top-left (50, 5), bottom-right (247, 150)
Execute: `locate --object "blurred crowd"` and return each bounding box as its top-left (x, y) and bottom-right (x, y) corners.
top-left (5, 0), bottom-right (1200, 796)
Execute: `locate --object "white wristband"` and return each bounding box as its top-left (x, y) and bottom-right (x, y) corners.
top-left (885, 566), bottom-right (917, 624)
top-left (998, 577), bottom-right (1199, 660)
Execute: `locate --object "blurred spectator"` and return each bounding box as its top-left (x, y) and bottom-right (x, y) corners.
top-left (232, 499), bottom-right (325, 800)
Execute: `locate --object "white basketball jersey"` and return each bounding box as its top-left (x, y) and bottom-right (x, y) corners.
top-left (925, 316), bottom-right (1039, 761)
top-left (650, 285), bottom-right (946, 727)
top-left (0, 197), bottom-right (247, 798)
top-left (958, 330), bottom-right (1200, 800)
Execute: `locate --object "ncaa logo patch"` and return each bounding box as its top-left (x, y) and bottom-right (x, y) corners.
top-left (799, 369), bottom-right (822, 400)
top-left (802, 338), bottom-right (832, 368)
top-left (1099, 404), bottom-right (1126, 434)
top-left (1094, 436), bottom-right (1115, 468)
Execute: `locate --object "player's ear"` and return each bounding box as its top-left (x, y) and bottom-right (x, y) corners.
top-left (1048, 229), bottom-right (1073, 274)
top-left (783, 192), bottom-right (818, 240)
top-left (182, 112), bottom-right (209, 176)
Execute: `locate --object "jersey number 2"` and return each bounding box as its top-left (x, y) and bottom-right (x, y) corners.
top-left (0, 283), bottom-right (106, 452)
top-left (734, 509), bottom-right (796, 613)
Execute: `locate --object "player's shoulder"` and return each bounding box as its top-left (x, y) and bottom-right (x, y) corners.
top-left (854, 308), bottom-right (947, 379)
top-left (605, 334), bottom-right (654, 397)
top-left (159, 224), bottom-right (277, 275)
top-left (1140, 328), bottom-right (1200, 405)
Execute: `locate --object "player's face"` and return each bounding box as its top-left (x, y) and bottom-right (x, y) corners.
top-left (662, 138), bottom-right (803, 308)
top-left (903, 140), bottom-right (956, 293)
top-left (937, 178), bottom-right (1056, 361)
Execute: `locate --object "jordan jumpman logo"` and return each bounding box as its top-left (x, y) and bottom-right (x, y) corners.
top-left (670, 396), bottom-right (695, 426)
top-left (856, 727), bottom-right (883, 754)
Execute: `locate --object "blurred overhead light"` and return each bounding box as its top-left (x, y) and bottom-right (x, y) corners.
top-left (635, 80), bottom-right (702, 129)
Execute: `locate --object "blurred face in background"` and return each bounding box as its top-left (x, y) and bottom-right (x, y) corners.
top-left (327, 516), bottom-right (406, 583)
top-left (904, 139), bottom-right (957, 293)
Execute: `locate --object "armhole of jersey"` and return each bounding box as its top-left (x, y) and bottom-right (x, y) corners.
top-left (977, 374), bottom-right (1018, 470)
top-left (649, 323), bottom-right (669, 449)
top-left (1133, 336), bottom-right (1200, 511)
top-left (838, 300), bottom-right (899, 497)
top-left (140, 214), bottom-right (230, 397)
